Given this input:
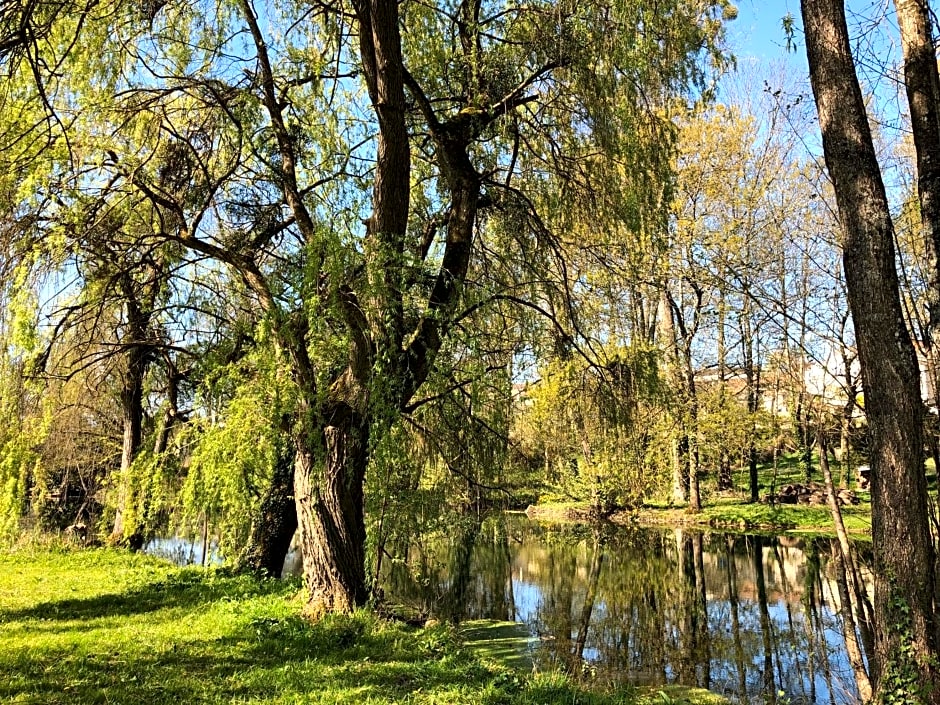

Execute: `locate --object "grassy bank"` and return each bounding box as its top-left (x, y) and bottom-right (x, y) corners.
top-left (0, 547), bottom-right (724, 704)
top-left (527, 452), bottom-right (876, 536)
top-left (526, 498), bottom-right (872, 535)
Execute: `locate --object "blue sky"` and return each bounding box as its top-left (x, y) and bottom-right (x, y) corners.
top-left (726, 1), bottom-right (901, 76)
top-left (730, 0), bottom-right (805, 62)
top-left (723, 0), bottom-right (906, 138)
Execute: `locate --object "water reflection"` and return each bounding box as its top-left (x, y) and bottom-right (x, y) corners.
top-left (144, 536), bottom-right (223, 566)
top-left (383, 515), bottom-right (871, 705)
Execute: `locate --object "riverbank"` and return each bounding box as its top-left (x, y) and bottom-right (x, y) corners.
top-left (0, 546), bottom-right (726, 704)
top-left (526, 451), bottom-right (877, 537)
top-left (525, 494), bottom-right (872, 536)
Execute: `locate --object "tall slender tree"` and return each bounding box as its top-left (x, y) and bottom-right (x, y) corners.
top-left (801, 0), bottom-right (940, 698)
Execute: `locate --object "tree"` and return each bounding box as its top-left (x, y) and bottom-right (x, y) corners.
top-left (0, 0), bottom-right (729, 615)
top-left (801, 0), bottom-right (940, 698)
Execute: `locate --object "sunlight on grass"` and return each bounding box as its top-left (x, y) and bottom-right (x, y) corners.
top-left (0, 548), bottom-right (727, 704)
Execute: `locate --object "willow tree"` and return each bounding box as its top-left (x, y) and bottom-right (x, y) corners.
top-left (3, 0), bottom-right (731, 615)
top-left (251, 0), bottom-right (730, 616)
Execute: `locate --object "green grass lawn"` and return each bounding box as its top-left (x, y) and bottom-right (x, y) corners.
top-left (533, 451), bottom-right (882, 537)
top-left (0, 547), bottom-right (725, 705)
top-left (701, 451), bottom-right (873, 534)
top-left (649, 451), bottom-right (874, 535)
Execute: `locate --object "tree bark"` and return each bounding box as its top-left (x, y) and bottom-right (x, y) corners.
top-left (895, 0), bottom-right (940, 346)
top-left (293, 414), bottom-right (369, 617)
top-left (801, 0), bottom-right (940, 697)
top-left (716, 294), bottom-right (734, 491)
top-left (819, 433), bottom-right (872, 701)
top-left (742, 295), bottom-right (761, 502)
top-left (894, 0), bottom-right (940, 526)
top-left (238, 445), bottom-right (298, 577)
top-left (110, 313), bottom-right (149, 548)
top-left (658, 291), bottom-right (688, 504)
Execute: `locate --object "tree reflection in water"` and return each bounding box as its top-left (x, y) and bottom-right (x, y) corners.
top-left (382, 515), bottom-right (872, 704)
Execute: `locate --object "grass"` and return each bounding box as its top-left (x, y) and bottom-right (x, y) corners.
top-left (0, 546), bottom-right (726, 705)
top-left (532, 452), bottom-right (879, 537)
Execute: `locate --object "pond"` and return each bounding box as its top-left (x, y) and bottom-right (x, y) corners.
top-left (149, 515), bottom-right (871, 704)
top-left (144, 536), bottom-right (223, 566)
top-left (378, 515), bottom-right (871, 705)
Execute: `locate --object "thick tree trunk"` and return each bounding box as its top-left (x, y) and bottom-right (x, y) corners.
top-left (658, 292), bottom-right (688, 505)
top-left (239, 446), bottom-right (298, 577)
top-left (293, 415), bottom-right (369, 617)
top-left (894, 0), bottom-right (940, 542)
top-left (801, 0), bottom-right (940, 698)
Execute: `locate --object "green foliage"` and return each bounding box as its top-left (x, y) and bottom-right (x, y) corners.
top-left (179, 363), bottom-right (288, 556)
top-left (515, 347), bottom-right (668, 509)
top-left (0, 436), bottom-right (37, 542)
top-left (116, 448), bottom-right (180, 542)
top-left (878, 589), bottom-right (937, 705)
top-left (0, 350), bottom-right (43, 542)
top-left (696, 383), bottom-right (775, 474)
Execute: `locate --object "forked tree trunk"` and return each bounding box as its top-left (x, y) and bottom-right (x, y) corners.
top-left (894, 0), bottom-right (940, 532)
top-left (293, 415), bottom-right (369, 617)
top-left (802, 0), bottom-right (940, 696)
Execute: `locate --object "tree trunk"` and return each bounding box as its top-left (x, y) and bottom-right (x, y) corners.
top-left (717, 293), bottom-right (734, 491)
top-left (819, 433), bottom-right (872, 701)
top-left (111, 341), bottom-right (146, 547)
top-left (658, 291), bottom-right (688, 504)
top-left (895, 0), bottom-right (940, 347)
top-left (153, 357), bottom-right (181, 456)
top-left (293, 414), bottom-right (369, 617)
top-left (239, 445), bottom-right (298, 577)
top-left (742, 299), bottom-right (760, 503)
top-left (801, 0), bottom-right (940, 697)
top-left (684, 355), bottom-right (701, 513)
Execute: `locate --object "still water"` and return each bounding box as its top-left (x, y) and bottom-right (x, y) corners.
top-left (379, 516), bottom-right (871, 705)
top-left (149, 516), bottom-right (871, 704)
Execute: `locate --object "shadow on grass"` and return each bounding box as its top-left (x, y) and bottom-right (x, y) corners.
top-left (0, 567), bottom-right (529, 704)
top-left (0, 610), bottom-right (513, 704)
top-left (0, 570), bottom-right (292, 625)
